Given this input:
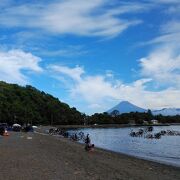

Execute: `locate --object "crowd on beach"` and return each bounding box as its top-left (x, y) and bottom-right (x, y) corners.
top-left (0, 123), bottom-right (95, 151)
top-left (48, 128), bottom-right (95, 151)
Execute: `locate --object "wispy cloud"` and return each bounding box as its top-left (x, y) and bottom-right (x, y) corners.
top-left (138, 20), bottom-right (180, 46)
top-left (161, 20), bottom-right (180, 34)
top-left (49, 65), bottom-right (84, 81)
top-left (39, 46), bottom-right (88, 57)
top-left (148, 0), bottom-right (180, 4)
top-left (0, 49), bottom-right (42, 84)
top-left (0, 0), bottom-right (145, 37)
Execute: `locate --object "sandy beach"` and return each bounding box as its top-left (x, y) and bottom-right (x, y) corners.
top-left (0, 131), bottom-right (180, 180)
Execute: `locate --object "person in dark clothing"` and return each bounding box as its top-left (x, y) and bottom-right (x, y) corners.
top-left (85, 134), bottom-right (94, 151)
top-left (85, 134), bottom-right (90, 144)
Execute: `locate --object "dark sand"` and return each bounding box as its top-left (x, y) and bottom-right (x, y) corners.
top-left (0, 132), bottom-right (179, 180)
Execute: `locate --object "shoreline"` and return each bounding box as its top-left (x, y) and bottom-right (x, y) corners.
top-left (1, 131), bottom-right (180, 180)
top-left (55, 123), bottom-right (179, 129)
top-left (36, 124), bottom-right (180, 168)
top-left (68, 135), bottom-right (180, 170)
top-left (37, 125), bottom-right (180, 168)
top-left (83, 142), bottom-right (180, 169)
top-left (46, 131), bottom-right (180, 169)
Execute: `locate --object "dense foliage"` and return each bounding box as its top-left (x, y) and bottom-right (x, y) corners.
top-left (86, 111), bottom-right (153, 125)
top-left (154, 114), bottom-right (180, 124)
top-left (0, 81), bottom-right (84, 125)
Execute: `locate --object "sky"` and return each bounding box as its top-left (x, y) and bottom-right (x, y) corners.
top-left (0, 0), bottom-right (180, 114)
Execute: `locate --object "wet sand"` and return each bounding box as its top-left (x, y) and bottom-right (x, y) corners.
top-left (0, 132), bottom-right (180, 180)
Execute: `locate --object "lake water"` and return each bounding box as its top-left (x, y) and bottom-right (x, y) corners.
top-left (69, 125), bottom-right (180, 167)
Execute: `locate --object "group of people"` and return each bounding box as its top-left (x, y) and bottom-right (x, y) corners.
top-left (48, 128), bottom-right (94, 152)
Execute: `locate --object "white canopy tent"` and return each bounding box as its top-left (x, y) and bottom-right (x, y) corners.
top-left (12, 123), bottom-right (21, 127)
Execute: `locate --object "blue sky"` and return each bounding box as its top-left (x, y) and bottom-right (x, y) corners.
top-left (0, 0), bottom-right (180, 114)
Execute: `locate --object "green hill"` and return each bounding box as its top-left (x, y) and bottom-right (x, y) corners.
top-left (0, 81), bottom-right (84, 125)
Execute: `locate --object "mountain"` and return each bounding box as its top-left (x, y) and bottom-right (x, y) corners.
top-left (107, 100), bottom-right (180, 116)
top-left (0, 81), bottom-right (83, 125)
top-left (107, 101), bottom-right (147, 114)
top-left (152, 108), bottom-right (180, 116)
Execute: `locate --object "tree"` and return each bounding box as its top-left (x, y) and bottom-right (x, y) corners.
top-left (111, 110), bottom-right (120, 117)
top-left (147, 109), bottom-right (153, 121)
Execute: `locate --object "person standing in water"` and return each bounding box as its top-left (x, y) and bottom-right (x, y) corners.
top-left (85, 134), bottom-right (90, 144)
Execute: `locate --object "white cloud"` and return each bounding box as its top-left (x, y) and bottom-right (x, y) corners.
top-left (140, 20), bottom-right (180, 46)
top-left (161, 21), bottom-right (180, 34)
top-left (0, 49), bottom-right (42, 84)
top-left (139, 20), bottom-right (180, 88)
top-left (71, 75), bottom-right (119, 103)
top-left (143, 33), bottom-right (180, 45)
top-left (0, 0), bottom-right (145, 37)
top-left (139, 46), bottom-right (180, 87)
top-left (49, 65), bottom-right (180, 114)
top-left (49, 65), bottom-right (84, 81)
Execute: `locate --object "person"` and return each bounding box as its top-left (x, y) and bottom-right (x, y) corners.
top-left (85, 134), bottom-right (90, 144)
top-left (85, 134), bottom-right (94, 151)
top-left (74, 133), bottom-right (78, 141)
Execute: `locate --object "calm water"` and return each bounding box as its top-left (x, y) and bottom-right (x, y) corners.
top-left (70, 125), bottom-right (180, 167)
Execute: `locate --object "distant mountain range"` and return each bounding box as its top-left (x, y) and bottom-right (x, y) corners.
top-left (152, 108), bottom-right (180, 116)
top-left (107, 101), bottom-right (180, 116)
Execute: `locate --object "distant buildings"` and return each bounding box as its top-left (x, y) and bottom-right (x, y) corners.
top-left (151, 119), bottom-right (158, 124)
top-left (143, 119), bottom-right (159, 125)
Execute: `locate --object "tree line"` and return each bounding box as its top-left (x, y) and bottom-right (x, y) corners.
top-left (0, 81), bottom-right (179, 126)
top-left (86, 110), bottom-right (180, 125)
